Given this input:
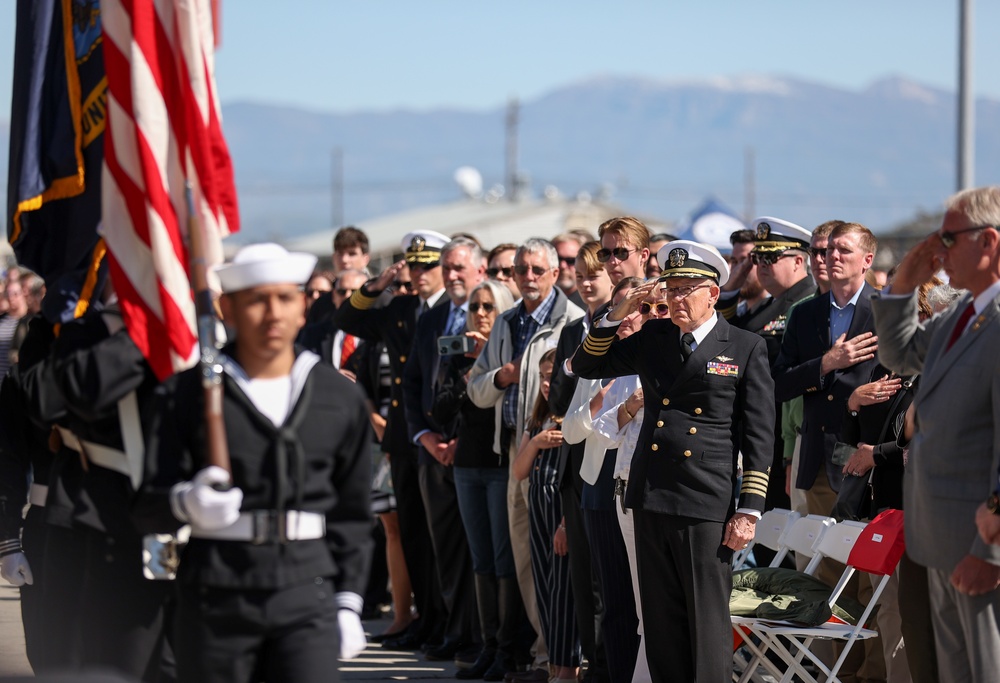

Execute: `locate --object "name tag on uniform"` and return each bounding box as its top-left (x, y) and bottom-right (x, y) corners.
top-left (707, 361), bottom-right (739, 376)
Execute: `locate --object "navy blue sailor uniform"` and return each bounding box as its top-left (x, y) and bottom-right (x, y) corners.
top-left (573, 312), bottom-right (775, 682)
top-left (134, 348), bottom-right (373, 683)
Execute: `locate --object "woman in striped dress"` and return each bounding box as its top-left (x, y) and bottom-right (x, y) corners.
top-left (513, 348), bottom-right (579, 683)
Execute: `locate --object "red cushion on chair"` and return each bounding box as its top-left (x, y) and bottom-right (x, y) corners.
top-left (847, 509), bottom-right (906, 576)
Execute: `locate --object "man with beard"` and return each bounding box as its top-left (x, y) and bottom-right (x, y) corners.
top-left (719, 229), bottom-right (768, 319)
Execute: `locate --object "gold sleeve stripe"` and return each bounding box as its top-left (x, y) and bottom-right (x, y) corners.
top-left (582, 334), bottom-right (613, 348)
top-left (349, 289), bottom-right (378, 311)
top-left (582, 341), bottom-right (612, 356)
top-left (743, 471), bottom-right (769, 483)
top-left (740, 482), bottom-right (769, 497)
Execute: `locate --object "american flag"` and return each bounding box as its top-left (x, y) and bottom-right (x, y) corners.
top-left (101, 0), bottom-right (239, 380)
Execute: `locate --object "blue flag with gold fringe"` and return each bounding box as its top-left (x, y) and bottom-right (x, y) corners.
top-left (6, 0), bottom-right (107, 311)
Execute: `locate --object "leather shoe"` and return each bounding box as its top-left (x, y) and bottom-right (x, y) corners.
top-left (456, 648), bottom-right (496, 679)
top-left (504, 668), bottom-right (549, 683)
top-left (425, 639), bottom-right (471, 661)
top-left (383, 630), bottom-right (423, 650)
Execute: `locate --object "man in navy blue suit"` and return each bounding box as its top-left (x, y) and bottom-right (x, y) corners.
top-left (402, 237), bottom-right (486, 663)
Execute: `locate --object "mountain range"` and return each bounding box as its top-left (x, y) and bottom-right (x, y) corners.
top-left (3, 73), bottom-right (999, 245)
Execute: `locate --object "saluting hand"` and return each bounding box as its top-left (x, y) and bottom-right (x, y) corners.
top-left (890, 233), bottom-right (944, 295)
top-left (371, 260), bottom-right (407, 293)
top-left (607, 282), bottom-right (657, 322)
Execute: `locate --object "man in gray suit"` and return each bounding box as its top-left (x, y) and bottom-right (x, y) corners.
top-left (874, 185), bottom-right (1000, 683)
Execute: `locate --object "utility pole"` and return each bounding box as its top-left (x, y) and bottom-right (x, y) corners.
top-left (744, 146), bottom-right (756, 222)
top-left (331, 147), bottom-right (344, 227)
top-left (957, 0), bottom-right (974, 190)
top-left (505, 98), bottom-right (519, 201)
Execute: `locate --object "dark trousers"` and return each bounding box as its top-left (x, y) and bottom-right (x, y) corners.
top-left (39, 523), bottom-right (88, 671)
top-left (78, 527), bottom-right (170, 682)
top-left (389, 447), bottom-right (444, 636)
top-left (635, 511), bottom-right (731, 683)
top-left (418, 458), bottom-right (477, 644)
top-left (562, 478), bottom-right (609, 681)
top-left (583, 507), bottom-right (639, 683)
top-left (899, 550), bottom-right (939, 683)
top-left (176, 578), bottom-right (340, 683)
top-left (20, 506), bottom-right (49, 672)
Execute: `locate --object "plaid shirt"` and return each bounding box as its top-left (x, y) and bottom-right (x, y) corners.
top-left (502, 288), bottom-right (557, 429)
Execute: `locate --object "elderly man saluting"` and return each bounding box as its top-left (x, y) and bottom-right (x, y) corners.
top-left (572, 240), bottom-right (775, 682)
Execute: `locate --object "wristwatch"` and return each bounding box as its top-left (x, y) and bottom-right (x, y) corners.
top-left (987, 492), bottom-right (1000, 515)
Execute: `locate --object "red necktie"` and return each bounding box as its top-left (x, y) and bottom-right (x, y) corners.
top-left (945, 303), bottom-right (975, 351)
top-left (340, 334), bottom-right (357, 368)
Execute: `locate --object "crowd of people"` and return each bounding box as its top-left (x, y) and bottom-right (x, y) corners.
top-left (1, 185), bottom-right (1000, 683)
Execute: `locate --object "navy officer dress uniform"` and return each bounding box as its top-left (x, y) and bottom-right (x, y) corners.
top-left (334, 230), bottom-right (451, 647)
top-left (573, 241), bottom-right (775, 682)
top-left (134, 244), bottom-right (374, 683)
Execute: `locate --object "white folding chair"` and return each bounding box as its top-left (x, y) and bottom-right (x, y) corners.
top-left (740, 518), bottom-right (903, 683)
top-left (733, 508), bottom-right (801, 570)
top-left (732, 515), bottom-right (835, 682)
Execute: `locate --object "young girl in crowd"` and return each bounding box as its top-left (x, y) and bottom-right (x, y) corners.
top-left (513, 348), bottom-right (579, 683)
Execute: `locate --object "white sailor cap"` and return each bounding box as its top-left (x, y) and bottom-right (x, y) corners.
top-left (401, 231), bottom-right (450, 266)
top-left (656, 240), bottom-right (730, 288)
top-left (214, 243), bottom-right (317, 293)
top-left (751, 216), bottom-right (811, 252)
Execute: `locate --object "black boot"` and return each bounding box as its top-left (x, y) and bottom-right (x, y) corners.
top-left (483, 576), bottom-right (524, 681)
top-left (457, 574), bottom-right (500, 679)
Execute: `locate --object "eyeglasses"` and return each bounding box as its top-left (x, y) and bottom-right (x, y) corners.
top-left (513, 265), bottom-right (550, 277)
top-left (596, 247), bottom-right (636, 263)
top-left (487, 266), bottom-right (514, 279)
top-left (750, 251), bottom-right (797, 266)
top-left (469, 302), bottom-right (495, 313)
top-left (393, 280), bottom-right (413, 292)
top-left (664, 284), bottom-right (712, 299)
top-left (558, 256), bottom-right (577, 266)
top-left (938, 225), bottom-right (993, 248)
top-left (639, 302), bottom-right (670, 316)
top-left (807, 246), bottom-right (827, 259)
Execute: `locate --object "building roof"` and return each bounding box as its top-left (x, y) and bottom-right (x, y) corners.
top-left (282, 194), bottom-right (673, 261)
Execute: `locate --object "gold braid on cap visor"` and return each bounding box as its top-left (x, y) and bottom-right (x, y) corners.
top-left (753, 240), bottom-right (806, 253)
top-left (657, 266), bottom-right (719, 281)
top-left (405, 249), bottom-right (441, 265)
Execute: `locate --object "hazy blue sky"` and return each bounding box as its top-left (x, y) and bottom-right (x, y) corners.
top-left (2, 1), bottom-right (1000, 117)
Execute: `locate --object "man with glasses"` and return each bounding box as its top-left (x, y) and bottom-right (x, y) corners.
top-left (877, 186), bottom-right (1000, 683)
top-left (552, 233), bottom-right (586, 309)
top-left (573, 240), bottom-right (774, 682)
top-left (597, 217), bottom-right (651, 286)
top-left (469, 238), bottom-right (584, 675)
top-left (336, 231), bottom-right (450, 651)
top-left (722, 218), bottom-right (817, 524)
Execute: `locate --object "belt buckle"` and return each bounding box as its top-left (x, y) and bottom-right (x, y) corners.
top-left (252, 511), bottom-right (288, 545)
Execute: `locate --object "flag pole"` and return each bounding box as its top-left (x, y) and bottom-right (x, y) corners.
top-left (185, 182), bottom-right (232, 480)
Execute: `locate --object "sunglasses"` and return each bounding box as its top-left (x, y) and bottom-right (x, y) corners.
top-left (596, 247), bottom-right (636, 263)
top-left (664, 283), bottom-right (712, 299)
top-left (335, 288), bottom-right (354, 297)
top-left (558, 256), bottom-right (577, 266)
top-left (807, 247), bottom-right (827, 259)
top-left (469, 302), bottom-right (495, 313)
top-left (639, 302), bottom-right (670, 316)
top-left (393, 280), bottom-right (414, 291)
top-left (750, 251), bottom-right (797, 266)
top-left (938, 225), bottom-right (992, 248)
top-left (513, 265), bottom-right (550, 277)
top-left (486, 266), bottom-right (514, 279)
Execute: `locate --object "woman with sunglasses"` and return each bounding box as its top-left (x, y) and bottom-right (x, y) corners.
top-left (432, 280), bottom-right (519, 679)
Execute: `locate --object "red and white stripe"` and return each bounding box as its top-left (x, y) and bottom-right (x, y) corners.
top-left (102, 0), bottom-right (239, 380)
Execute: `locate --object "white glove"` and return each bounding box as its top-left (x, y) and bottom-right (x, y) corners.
top-left (170, 466), bottom-right (243, 530)
top-left (0, 552), bottom-right (34, 587)
top-left (338, 609), bottom-right (366, 659)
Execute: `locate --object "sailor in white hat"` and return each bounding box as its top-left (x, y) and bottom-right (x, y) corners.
top-left (136, 241), bottom-right (374, 681)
